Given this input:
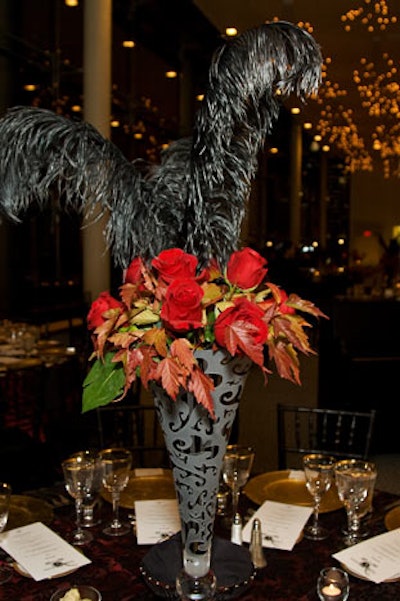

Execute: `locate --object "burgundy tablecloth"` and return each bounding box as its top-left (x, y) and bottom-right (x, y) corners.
top-left (0, 487), bottom-right (399, 601)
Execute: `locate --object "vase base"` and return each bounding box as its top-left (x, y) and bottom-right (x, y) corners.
top-left (140, 533), bottom-right (255, 600)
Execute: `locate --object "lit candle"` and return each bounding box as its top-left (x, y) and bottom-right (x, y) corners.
top-left (321, 583), bottom-right (342, 598)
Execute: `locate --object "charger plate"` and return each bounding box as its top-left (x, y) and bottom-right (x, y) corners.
top-left (384, 506), bottom-right (400, 531)
top-left (6, 495), bottom-right (54, 530)
top-left (244, 470), bottom-right (342, 513)
top-left (101, 469), bottom-right (176, 509)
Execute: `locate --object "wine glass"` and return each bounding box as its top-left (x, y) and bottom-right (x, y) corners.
top-left (222, 444), bottom-right (255, 523)
top-left (69, 450), bottom-right (103, 527)
top-left (99, 447), bottom-right (132, 536)
top-left (303, 453), bottom-right (336, 541)
top-left (334, 458), bottom-right (377, 546)
top-left (62, 455), bottom-right (95, 546)
top-left (0, 482), bottom-right (12, 584)
top-left (317, 567), bottom-right (349, 601)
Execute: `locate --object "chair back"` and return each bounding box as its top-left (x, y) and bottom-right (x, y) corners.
top-left (96, 385), bottom-right (169, 468)
top-left (277, 404), bottom-right (376, 469)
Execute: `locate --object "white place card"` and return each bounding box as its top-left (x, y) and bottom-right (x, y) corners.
top-left (333, 529), bottom-right (400, 583)
top-left (288, 469), bottom-right (306, 481)
top-left (0, 522), bottom-right (91, 581)
top-left (242, 500), bottom-right (313, 551)
top-left (135, 499), bottom-right (180, 545)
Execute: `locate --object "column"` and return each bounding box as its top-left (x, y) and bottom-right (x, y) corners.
top-left (289, 115), bottom-right (302, 247)
top-left (319, 152), bottom-right (328, 253)
top-left (82, 0), bottom-right (112, 303)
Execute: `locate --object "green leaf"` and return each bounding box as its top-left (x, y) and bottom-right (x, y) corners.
top-left (82, 353), bottom-right (125, 413)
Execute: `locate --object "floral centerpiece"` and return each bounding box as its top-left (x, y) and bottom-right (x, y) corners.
top-left (83, 246), bottom-right (326, 417)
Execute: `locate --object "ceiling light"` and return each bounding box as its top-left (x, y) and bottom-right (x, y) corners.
top-left (165, 71), bottom-right (177, 79)
top-left (65, 0), bottom-right (78, 6)
top-left (122, 40), bottom-right (135, 48)
top-left (225, 27), bottom-right (238, 37)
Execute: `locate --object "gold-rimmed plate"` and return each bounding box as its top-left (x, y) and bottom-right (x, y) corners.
top-left (244, 470), bottom-right (342, 513)
top-left (6, 495), bottom-right (54, 531)
top-left (385, 506), bottom-right (400, 531)
top-left (101, 469), bottom-right (176, 509)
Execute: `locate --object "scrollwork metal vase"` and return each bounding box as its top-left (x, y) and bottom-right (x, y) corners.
top-left (150, 349), bottom-right (252, 598)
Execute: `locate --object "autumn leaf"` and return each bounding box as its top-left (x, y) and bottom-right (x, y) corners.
top-left (143, 327), bottom-right (168, 356)
top-left (170, 338), bottom-right (196, 371)
top-left (155, 356), bottom-right (187, 400)
top-left (271, 314), bottom-right (315, 354)
top-left (287, 294), bottom-right (329, 319)
top-left (188, 367), bottom-right (215, 418)
top-left (267, 338), bottom-right (301, 384)
top-left (223, 320), bottom-right (265, 366)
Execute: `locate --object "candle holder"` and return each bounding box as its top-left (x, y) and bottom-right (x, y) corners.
top-left (317, 567), bottom-right (349, 601)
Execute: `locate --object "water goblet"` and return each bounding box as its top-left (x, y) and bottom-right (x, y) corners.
top-left (317, 567), bottom-right (349, 601)
top-left (62, 455), bottom-right (95, 546)
top-left (99, 447), bottom-right (132, 536)
top-left (303, 453), bottom-right (336, 541)
top-left (222, 444), bottom-right (255, 523)
top-left (70, 449), bottom-right (103, 527)
top-left (334, 458), bottom-right (377, 546)
top-left (0, 482), bottom-right (12, 584)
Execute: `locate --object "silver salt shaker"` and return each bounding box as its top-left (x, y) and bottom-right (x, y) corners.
top-left (249, 518), bottom-right (267, 569)
top-left (231, 512), bottom-right (243, 545)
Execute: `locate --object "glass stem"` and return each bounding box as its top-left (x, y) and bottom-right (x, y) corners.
top-left (312, 496), bottom-right (321, 530)
top-left (112, 491), bottom-right (121, 527)
top-left (75, 497), bottom-right (83, 535)
top-left (232, 487), bottom-right (240, 518)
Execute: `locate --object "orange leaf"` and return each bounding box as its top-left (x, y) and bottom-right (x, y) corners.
top-left (188, 367), bottom-right (215, 419)
top-left (155, 357), bottom-right (186, 400)
top-left (267, 338), bottom-right (301, 384)
top-left (143, 327), bottom-right (168, 357)
top-left (224, 320), bottom-right (265, 366)
top-left (170, 338), bottom-right (196, 371)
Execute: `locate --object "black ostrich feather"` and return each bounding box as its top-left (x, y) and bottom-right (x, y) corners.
top-left (0, 21), bottom-right (322, 269)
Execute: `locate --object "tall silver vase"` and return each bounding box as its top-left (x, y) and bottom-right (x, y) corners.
top-left (152, 349), bottom-right (252, 586)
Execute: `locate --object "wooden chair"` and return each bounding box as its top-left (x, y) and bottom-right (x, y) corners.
top-left (277, 404), bottom-right (376, 469)
top-left (96, 384), bottom-right (169, 469)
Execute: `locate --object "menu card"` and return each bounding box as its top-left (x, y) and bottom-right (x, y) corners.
top-left (242, 500), bottom-right (313, 551)
top-left (0, 522), bottom-right (91, 581)
top-left (135, 499), bottom-right (180, 545)
top-left (333, 529), bottom-right (400, 583)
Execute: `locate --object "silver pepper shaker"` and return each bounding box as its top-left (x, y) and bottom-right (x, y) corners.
top-left (231, 512), bottom-right (243, 545)
top-left (249, 518), bottom-right (267, 569)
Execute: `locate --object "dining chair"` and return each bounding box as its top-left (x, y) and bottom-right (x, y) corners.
top-left (96, 384), bottom-right (169, 469)
top-left (277, 404), bottom-right (376, 470)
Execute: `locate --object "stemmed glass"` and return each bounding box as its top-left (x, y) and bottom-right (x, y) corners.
top-left (222, 444), bottom-right (255, 523)
top-left (303, 454), bottom-right (336, 541)
top-left (334, 458), bottom-right (377, 546)
top-left (62, 455), bottom-right (95, 546)
top-left (0, 482), bottom-right (12, 584)
top-left (70, 450), bottom-right (103, 527)
top-left (317, 567), bottom-right (350, 601)
top-left (99, 447), bottom-right (132, 536)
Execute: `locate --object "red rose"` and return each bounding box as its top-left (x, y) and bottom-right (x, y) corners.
top-left (124, 257), bottom-right (144, 284)
top-left (87, 291), bottom-right (123, 330)
top-left (214, 297), bottom-right (268, 348)
top-left (161, 278), bottom-right (204, 331)
top-left (152, 248), bottom-right (198, 283)
top-left (226, 247), bottom-right (268, 289)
